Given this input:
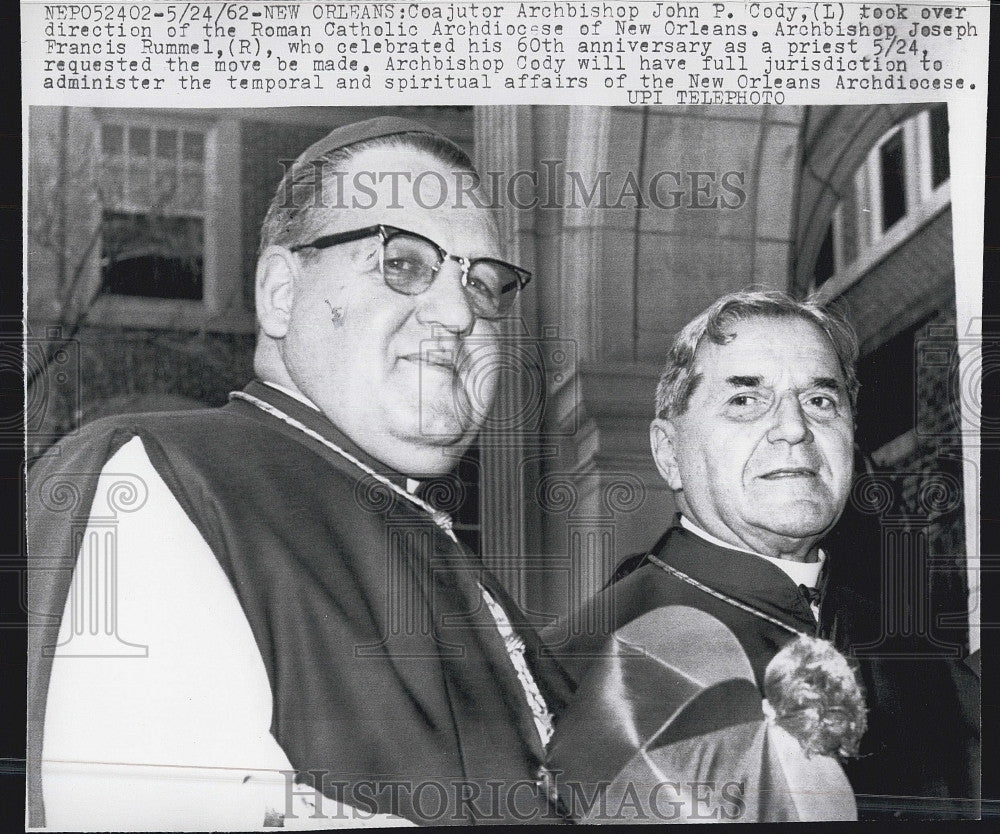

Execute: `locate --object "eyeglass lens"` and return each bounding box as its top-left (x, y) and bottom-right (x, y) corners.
top-left (382, 233), bottom-right (516, 318)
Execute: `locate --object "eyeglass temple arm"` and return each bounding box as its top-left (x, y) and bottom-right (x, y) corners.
top-left (288, 225), bottom-right (385, 253)
top-left (503, 270), bottom-right (532, 293)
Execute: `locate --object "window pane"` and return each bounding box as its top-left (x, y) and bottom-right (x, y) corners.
top-left (930, 105), bottom-right (950, 188)
top-left (813, 223), bottom-right (835, 288)
top-left (879, 131), bottom-right (907, 232)
top-left (102, 211), bottom-right (204, 300)
top-left (855, 316), bottom-right (932, 452)
top-left (126, 158), bottom-right (152, 205)
top-left (182, 131), bottom-right (204, 161)
top-left (179, 169), bottom-right (205, 211)
top-left (129, 127), bottom-right (151, 157)
top-left (101, 124), bottom-right (124, 156)
top-left (156, 129), bottom-right (178, 160)
top-left (102, 162), bottom-right (125, 204)
top-left (152, 167), bottom-right (179, 205)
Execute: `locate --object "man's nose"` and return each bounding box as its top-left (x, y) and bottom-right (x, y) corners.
top-left (766, 393), bottom-right (813, 445)
top-left (414, 257), bottom-right (476, 336)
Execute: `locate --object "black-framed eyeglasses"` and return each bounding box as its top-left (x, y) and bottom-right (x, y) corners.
top-left (289, 224), bottom-right (532, 320)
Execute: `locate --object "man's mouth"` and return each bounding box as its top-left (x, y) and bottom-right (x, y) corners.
top-left (758, 467), bottom-right (817, 480)
top-left (400, 352), bottom-right (460, 374)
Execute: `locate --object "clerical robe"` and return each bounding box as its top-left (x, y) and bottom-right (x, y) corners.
top-left (28, 381), bottom-right (570, 828)
top-left (550, 522), bottom-right (978, 821)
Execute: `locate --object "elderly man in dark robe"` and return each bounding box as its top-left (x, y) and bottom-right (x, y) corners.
top-left (547, 291), bottom-right (978, 823)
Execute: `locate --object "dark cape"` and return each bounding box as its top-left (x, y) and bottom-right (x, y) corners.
top-left (27, 381), bottom-right (572, 826)
top-left (549, 522), bottom-right (979, 821)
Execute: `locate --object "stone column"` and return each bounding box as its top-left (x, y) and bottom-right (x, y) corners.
top-left (473, 106), bottom-right (537, 604)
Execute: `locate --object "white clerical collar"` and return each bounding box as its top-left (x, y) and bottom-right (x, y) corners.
top-left (262, 380), bottom-right (320, 412)
top-left (679, 515), bottom-right (825, 589)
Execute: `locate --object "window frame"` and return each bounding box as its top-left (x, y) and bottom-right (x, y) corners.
top-left (916, 106), bottom-right (951, 202)
top-left (811, 107), bottom-right (952, 302)
top-left (829, 201), bottom-right (845, 282)
top-left (86, 110), bottom-right (249, 333)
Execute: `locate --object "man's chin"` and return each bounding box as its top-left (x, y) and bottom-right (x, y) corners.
top-left (756, 515), bottom-right (835, 543)
top-left (413, 390), bottom-right (483, 439)
top-left (411, 412), bottom-right (480, 450)
top-left (747, 497), bottom-right (838, 536)
top-left (415, 371), bottom-right (493, 428)
top-left (396, 430), bottom-right (479, 478)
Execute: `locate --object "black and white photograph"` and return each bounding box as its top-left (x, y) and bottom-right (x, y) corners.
top-left (22, 100), bottom-right (982, 827)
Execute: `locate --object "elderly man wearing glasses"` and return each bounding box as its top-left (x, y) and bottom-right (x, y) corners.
top-left (29, 118), bottom-right (570, 829)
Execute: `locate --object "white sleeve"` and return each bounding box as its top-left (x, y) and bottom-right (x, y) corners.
top-left (40, 436), bottom-right (413, 830)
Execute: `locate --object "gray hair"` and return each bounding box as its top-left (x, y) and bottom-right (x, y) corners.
top-left (654, 290), bottom-right (860, 419)
top-left (258, 131), bottom-right (478, 259)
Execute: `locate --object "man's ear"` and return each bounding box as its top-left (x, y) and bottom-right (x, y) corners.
top-left (255, 245), bottom-right (299, 339)
top-left (650, 418), bottom-right (684, 491)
